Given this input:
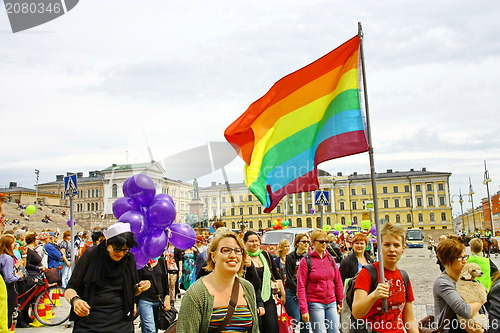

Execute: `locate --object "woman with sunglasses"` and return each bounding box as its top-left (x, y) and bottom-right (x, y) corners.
top-left (64, 223), bottom-right (152, 333)
top-left (297, 229), bottom-right (344, 333)
top-left (434, 238), bottom-right (485, 333)
top-left (177, 230), bottom-right (258, 332)
top-left (285, 233), bottom-right (311, 333)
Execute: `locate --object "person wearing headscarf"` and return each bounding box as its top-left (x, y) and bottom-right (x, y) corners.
top-left (64, 223), bottom-right (151, 332)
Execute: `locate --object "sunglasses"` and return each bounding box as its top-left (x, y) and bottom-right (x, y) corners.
top-left (111, 246), bottom-right (130, 254)
top-left (456, 255), bottom-right (469, 262)
top-left (220, 247), bottom-right (244, 255)
top-left (315, 240), bottom-right (330, 244)
top-left (299, 240), bottom-right (310, 244)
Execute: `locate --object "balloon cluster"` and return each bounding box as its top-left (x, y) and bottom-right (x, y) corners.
top-left (272, 218), bottom-right (290, 230)
top-left (112, 174), bottom-right (197, 269)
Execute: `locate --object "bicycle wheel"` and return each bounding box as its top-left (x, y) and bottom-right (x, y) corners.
top-left (32, 286), bottom-right (70, 326)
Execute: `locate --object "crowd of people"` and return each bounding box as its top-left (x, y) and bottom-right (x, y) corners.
top-left (2, 195), bottom-right (500, 333)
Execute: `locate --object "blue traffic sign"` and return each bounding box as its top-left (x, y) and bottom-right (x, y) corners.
top-left (64, 174), bottom-right (78, 196)
top-left (315, 191), bottom-right (330, 205)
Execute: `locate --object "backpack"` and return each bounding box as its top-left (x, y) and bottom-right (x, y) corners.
top-left (304, 252), bottom-right (338, 274)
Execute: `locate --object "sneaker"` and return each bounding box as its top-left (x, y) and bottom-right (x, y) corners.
top-left (16, 321), bottom-right (31, 328)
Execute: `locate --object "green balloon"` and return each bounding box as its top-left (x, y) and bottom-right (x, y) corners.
top-left (362, 220), bottom-right (372, 229)
top-left (26, 205), bottom-right (36, 216)
top-left (334, 223), bottom-right (343, 231)
top-left (323, 225), bottom-right (332, 232)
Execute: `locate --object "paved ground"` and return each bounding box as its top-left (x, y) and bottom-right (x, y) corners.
top-left (15, 246), bottom-right (500, 332)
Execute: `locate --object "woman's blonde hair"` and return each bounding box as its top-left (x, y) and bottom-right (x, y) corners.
top-left (206, 230), bottom-right (247, 275)
top-left (277, 239), bottom-right (290, 258)
top-left (310, 229), bottom-right (328, 243)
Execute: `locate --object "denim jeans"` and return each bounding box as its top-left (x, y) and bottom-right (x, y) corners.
top-left (285, 289), bottom-right (310, 333)
top-left (138, 299), bottom-right (160, 333)
top-left (60, 264), bottom-right (71, 288)
top-left (307, 301), bottom-right (339, 333)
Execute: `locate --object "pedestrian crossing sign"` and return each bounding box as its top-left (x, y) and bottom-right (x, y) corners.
top-left (64, 174), bottom-right (78, 196)
top-left (314, 191), bottom-right (330, 205)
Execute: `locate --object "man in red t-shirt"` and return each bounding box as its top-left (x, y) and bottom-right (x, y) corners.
top-left (352, 223), bottom-right (418, 333)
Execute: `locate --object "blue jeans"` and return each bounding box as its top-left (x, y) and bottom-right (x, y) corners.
top-left (138, 299), bottom-right (160, 333)
top-left (307, 301), bottom-right (339, 333)
top-left (61, 264), bottom-right (71, 288)
top-left (285, 289), bottom-right (309, 333)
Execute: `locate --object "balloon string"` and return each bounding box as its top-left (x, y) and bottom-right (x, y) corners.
top-left (167, 228), bottom-right (197, 241)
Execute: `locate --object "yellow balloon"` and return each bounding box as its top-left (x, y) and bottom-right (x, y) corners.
top-left (26, 205), bottom-right (36, 216)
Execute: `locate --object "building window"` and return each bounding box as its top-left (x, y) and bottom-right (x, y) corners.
top-left (327, 217), bottom-right (331, 224)
top-left (382, 187), bottom-right (388, 194)
top-left (362, 188), bottom-right (367, 195)
top-left (339, 202), bottom-right (345, 210)
top-left (258, 220), bottom-right (262, 228)
top-left (418, 213), bottom-right (423, 222)
top-left (427, 184), bottom-right (432, 191)
top-left (430, 213), bottom-right (435, 222)
top-left (394, 199), bottom-right (400, 208)
top-left (443, 226), bottom-right (448, 229)
top-left (416, 198), bottom-right (422, 207)
top-left (406, 198), bottom-right (411, 207)
top-left (239, 207), bottom-right (244, 215)
top-left (317, 217), bottom-right (322, 228)
top-left (231, 196), bottom-right (234, 203)
top-left (249, 221), bottom-right (254, 229)
top-left (396, 214), bottom-right (401, 223)
top-left (393, 186), bottom-right (398, 193)
top-left (352, 201), bottom-right (357, 210)
top-left (383, 200), bottom-right (389, 209)
top-left (404, 185), bottom-right (410, 192)
top-left (96, 189), bottom-right (99, 197)
top-left (353, 216), bottom-right (358, 224)
top-left (307, 204), bottom-right (312, 212)
top-left (297, 193), bottom-right (302, 199)
top-left (222, 197), bottom-right (226, 203)
top-left (441, 212), bottom-right (447, 221)
top-left (277, 206), bottom-right (281, 214)
top-left (248, 207), bottom-right (253, 215)
top-left (306, 218), bottom-right (312, 228)
top-left (416, 184), bottom-right (421, 192)
top-left (407, 214), bottom-right (412, 223)
top-left (112, 184), bottom-right (118, 198)
top-left (298, 204), bottom-right (303, 214)
top-left (385, 215), bottom-right (390, 222)
top-left (339, 189), bottom-right (344, 196)
top-left (297, 218), bottom-right (302, 227)
top-left (258, 207), bottom-right (262, 214)
top-left (231, 208), bottom-right (235, 215)
top-left (239, 196), bottom-right (243, 202)
top-left (351, 189), bottom-right (356, 196)
top-left (222, 209), bottom-right (226, 216)
top-left (248, 195), bottom-right (252, 201)
top-left (341, 217), bottom-right (346, 225)
top-left (438, 183), bottom-right (444, 191)
top-left (439, 197), bottom-right (445, 206)
top-left (428, 196), bottom-right (434, 206)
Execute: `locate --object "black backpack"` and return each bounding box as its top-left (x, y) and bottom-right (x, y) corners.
top-left (304, 252), bottom-right (338, 274)
top-left (344, 264), bottom-right (409, 309)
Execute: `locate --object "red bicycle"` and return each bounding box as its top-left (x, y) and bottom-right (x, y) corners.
top-left (14, 271), bottom-right (71, 326)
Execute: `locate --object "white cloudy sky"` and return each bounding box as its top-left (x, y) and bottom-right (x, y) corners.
top-left (1, 0), bottom-right (500, 216)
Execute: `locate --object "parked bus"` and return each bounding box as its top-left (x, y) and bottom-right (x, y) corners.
top-left (406, 228), bottom-right (424, 248)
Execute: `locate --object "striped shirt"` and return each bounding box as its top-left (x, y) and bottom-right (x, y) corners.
top-left (208, 305), bottom-right (253, 332)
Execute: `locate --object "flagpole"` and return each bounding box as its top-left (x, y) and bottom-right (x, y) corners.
top-left (358, 22), bottom-right (387, 312)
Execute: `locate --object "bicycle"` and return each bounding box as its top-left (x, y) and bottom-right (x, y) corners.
top-left (14, 271), bottom-right (71, 326)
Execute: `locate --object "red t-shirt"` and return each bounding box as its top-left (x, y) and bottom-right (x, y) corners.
top-left (353, 262), bottom-right (414, 333)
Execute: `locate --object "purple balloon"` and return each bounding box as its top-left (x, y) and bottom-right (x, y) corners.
top-left (128, 174), bottom-right (156, 207)
top-left (147, 200), bottom-right (176, 229)
top-left (370, 226), bottom-right (377, 236)
top-left (153, 193), bottom-right (175, 206)
top-left (333, 230), bottom-right (339, 236)
top-left (132, 248), bottom-right (149, 270)
top-left (168, 223), bottom-right (196, 250)
top-left (310, 209), bottom-right (315, 214)
top-left (142, 228), bottom-right (169, 258)
top-left (67, 219), bottom-right (76, 227)
top-left (118, 210), bottom-right (145, 236)
top-left (123, 177), bottom-right (132, 197)
top-left (112, 197), bottom-right (140, 219)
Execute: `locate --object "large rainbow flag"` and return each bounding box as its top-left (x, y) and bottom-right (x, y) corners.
top-left (224, 35), bottom-right (369, 212)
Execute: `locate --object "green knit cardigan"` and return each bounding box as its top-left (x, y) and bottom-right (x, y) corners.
top-left (176, 276), bottom-right (260, 333)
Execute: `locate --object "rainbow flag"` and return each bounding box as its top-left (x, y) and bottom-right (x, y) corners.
top-left (225, 35), bottom-right (368, 212)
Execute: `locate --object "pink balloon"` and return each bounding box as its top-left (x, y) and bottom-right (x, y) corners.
top-left (169, 223), bottom-right (196, 250)
top-left (112, 197), bottom-right (140, 220)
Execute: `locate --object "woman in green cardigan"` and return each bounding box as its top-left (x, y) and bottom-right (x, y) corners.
top-left (177, 230), bottom-right (259, 332)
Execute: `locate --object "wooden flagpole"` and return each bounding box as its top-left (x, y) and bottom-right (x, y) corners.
top-left (358, 22), bottom-right (387, 312)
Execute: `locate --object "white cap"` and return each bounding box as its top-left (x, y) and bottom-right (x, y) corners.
top-left (103, 222), bottom-right (131, 240)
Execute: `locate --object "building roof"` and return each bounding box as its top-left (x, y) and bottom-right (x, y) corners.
top-left (39, 173), bottom-right (104, 186)
top-left (101, 162), bottom-right (155, 172)
top-left (337, 169), bottom-right (452, 181)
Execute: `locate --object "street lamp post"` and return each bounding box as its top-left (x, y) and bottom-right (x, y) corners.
top-left (34, 169), bottom-right (39, 206)
top-left (468, 177), bottom-right (477, 231)
top-left (451, 189), bottom-right (468, 233)
top-left (484, 160), bottom-right (495, 232)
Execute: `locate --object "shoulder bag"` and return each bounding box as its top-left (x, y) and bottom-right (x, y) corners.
top-left (165, 277), bottom-right (241, 333)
